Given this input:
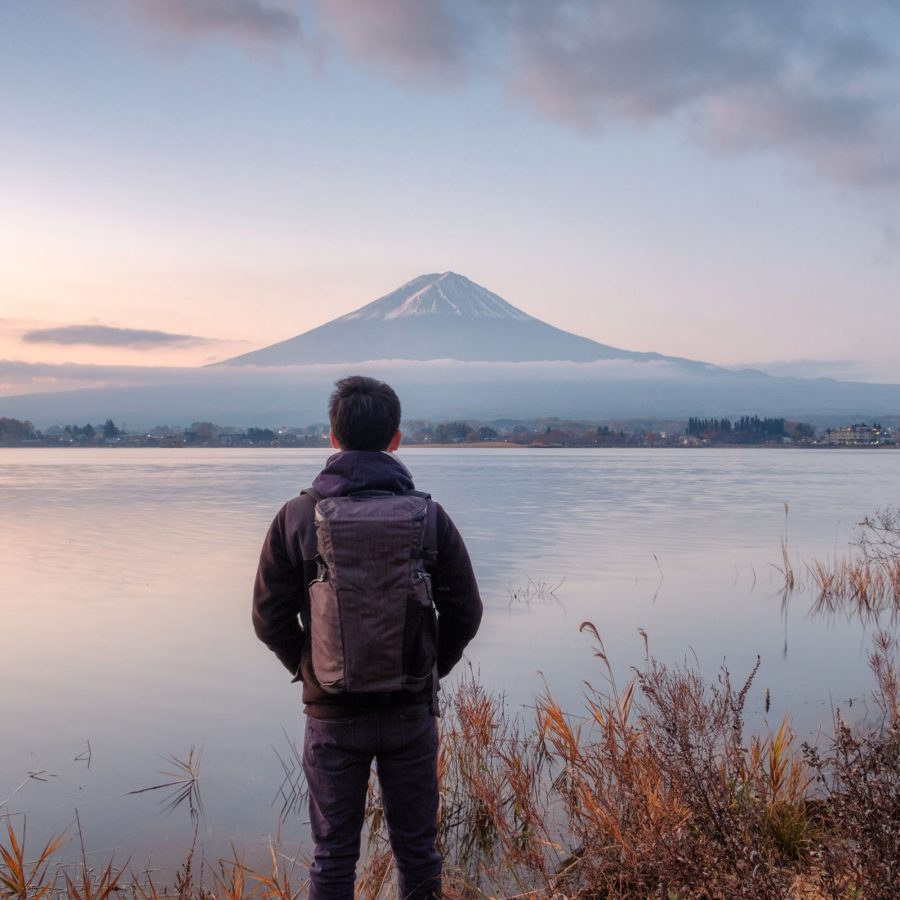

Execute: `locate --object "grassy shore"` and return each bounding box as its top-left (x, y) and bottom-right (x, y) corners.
top-left (3, 518), bottom-right (898, 899)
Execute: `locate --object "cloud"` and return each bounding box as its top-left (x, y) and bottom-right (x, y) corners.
top-left (3, 358), bottom-right (899, 431)
top-left (314, 0), bottom-right (475, 83)
top-left (66, 0), bottom-right (900, 188)
top-left (22, 325), bottom-right (212, 348)
top-left (130, 0), bottom-right (302, 43)
top-left (500, 0), bottom-right (900, 188)
top-left (0, 356), bottom-right (709, 401)
top-left (0, 360), bottom-right (174, 397)
top-left (728, 358), bottom-right (877, 381)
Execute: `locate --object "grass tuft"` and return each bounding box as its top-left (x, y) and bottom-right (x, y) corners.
top-left (0, 818), bottom-right (65, 899)
top-left (127, 747), bottom-right (203, 819)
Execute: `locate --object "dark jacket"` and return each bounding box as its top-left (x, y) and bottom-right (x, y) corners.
top-left (252, 450), bottom-right (482, 716)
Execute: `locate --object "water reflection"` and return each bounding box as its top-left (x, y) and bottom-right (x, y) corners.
top-left (1, 447), bottom-right (898, 872)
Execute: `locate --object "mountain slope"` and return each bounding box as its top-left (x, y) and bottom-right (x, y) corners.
top-left (217, 272), bottom-right (716, 370)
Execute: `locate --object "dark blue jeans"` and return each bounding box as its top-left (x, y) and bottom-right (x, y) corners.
top-left (302, 705), bottom-right (441, 899)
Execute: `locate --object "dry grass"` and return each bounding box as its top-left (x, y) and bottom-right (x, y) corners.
top-left (0, 819), bottom-right (65, 899)
top-left (354, 622), bottom-right (893, 898)
top-left (3, 508), bottom-right (899, 898)
top-left (776, 501), bottom-right (798, 593)
top-left (2, 632), bottom-right (896, 899)
top-left (808, 555), bottom-right (900, 624)
top-left (778, 506), bottom-right (900, 626)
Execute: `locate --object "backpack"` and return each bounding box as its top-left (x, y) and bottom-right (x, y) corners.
top-left (303, 488), bottom-right (439, 706)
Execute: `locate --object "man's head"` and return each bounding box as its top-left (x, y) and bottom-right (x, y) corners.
top-left (328, 375), bottom-right (402, 452)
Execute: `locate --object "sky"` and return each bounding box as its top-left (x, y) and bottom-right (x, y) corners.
top-left (2, 0), bottom-right (900, 394)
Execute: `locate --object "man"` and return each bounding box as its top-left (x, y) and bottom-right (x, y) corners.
top-left (253, 375), bottom-right (482, 899)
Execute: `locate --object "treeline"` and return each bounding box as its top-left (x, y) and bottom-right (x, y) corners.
top-left (0, 417), bottom-right (124, 444)
top-left (685, 416), bottom-right (816, 443)
top-left (688, 415), bottom-right (786, 436)
top-left (418, 421), bottom-right (499, 443)
top-left (0, 417), bottom-right (37, 443)
top-left (0, 417), bottom-right (328, 447)
top-left (64, 419), bottom-right (121, 440)
top-left (181, 422), bottom-right (327, 446)
top-left (405, 419), bottom-right (653, 447)
top-left (0, 413), bottom-right (833, 449)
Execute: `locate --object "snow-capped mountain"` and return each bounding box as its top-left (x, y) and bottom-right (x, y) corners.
top-left (336, 272), bottom-right (536, 323)
top-left (218, 272), bottom-right (712, 369)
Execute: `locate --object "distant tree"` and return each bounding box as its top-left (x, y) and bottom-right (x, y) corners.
top-left (787, 421), bottom-right (816, 440)
top-left (432, 421), bottom-right (471, 444)
top-left (689, 414), bottom-right (786, 440)
top-left (246, 427), bottom-right (275, 443)
top-left (0, 417), bottom-right (36, 443)
top-left (477, 426), bottom-right (498, 441)
top-left (189, 422), bottom-right (217, 443)
top-left (103, 418), bottom-right (120, 439)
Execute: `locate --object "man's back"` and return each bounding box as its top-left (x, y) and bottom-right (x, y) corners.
top-left (252, 375), bottom-right (482, 900)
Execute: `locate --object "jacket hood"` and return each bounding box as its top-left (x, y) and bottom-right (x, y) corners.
top-left (310, 450), bottom-right (415, 498)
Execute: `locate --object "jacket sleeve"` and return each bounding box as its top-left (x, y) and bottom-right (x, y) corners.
top-left (432, 505), bottom-right (483, 678)
top-left (252, 504), bottom-right (305, 677)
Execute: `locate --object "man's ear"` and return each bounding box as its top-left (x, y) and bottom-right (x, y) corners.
top-left (387, 429), bottom-right (402, 452)
top-left (329, 431), bottom-right (341, 450)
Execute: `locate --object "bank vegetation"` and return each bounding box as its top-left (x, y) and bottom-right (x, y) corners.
top-left (2, 514), bottom-right (898, 898)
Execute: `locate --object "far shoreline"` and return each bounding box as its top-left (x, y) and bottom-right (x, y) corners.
top-left (2, 442), bottom-right (899, 451)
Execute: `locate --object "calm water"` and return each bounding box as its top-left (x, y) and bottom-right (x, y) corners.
top-left (2, 447), bottom-right (898, 872)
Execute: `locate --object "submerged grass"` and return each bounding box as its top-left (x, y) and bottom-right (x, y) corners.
top-left (126, 747), bottom-right (204, 820)
top-left (777, 505), bottom-right (900, 626)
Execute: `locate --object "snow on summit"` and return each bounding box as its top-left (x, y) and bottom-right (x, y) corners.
top-left (338, 272), bottom-right (535, 323)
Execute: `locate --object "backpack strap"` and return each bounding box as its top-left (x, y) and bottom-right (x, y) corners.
top-left (415, 495), bottom-right (441, 716)
top-left (300, 487), bottom-right (326, 577)
top-left (404, 490), bottom-right (441, 715)
top-left (402, 489), bottom-right (438, 565)
top-left (423, 498), bottom-right (438, 566)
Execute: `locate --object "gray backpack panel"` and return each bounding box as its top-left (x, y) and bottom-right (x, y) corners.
top-left (308, 492), bottom-right (437, 695)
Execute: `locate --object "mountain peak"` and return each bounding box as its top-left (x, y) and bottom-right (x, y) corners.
top-left (217, 270), bottom-right (712, 369)
top-left (336, 272), bottom-right (536, 323)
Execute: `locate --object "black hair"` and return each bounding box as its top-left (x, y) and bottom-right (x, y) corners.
top-left (328, 375), bottom-right (401, 451)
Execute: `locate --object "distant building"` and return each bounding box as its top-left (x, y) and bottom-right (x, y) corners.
top-left (824, 423), bottom-right (895, 445)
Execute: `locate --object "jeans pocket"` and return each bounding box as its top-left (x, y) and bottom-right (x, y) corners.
top-left (398, 706), bottom-right (437, 748)
top-left (304, 715), bottom-right (356, 769)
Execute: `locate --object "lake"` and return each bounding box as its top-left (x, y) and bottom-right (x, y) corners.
top-left (1, 447), bottom-right (897, 874)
